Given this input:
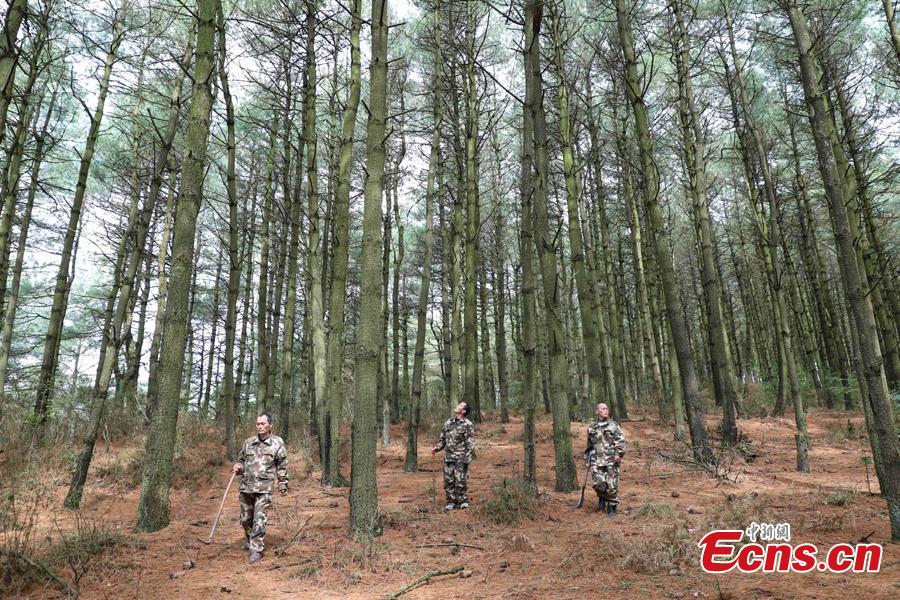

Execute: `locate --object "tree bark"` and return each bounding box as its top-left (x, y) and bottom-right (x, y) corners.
top-left (613, 0), bottom-right (709, 460)
top-left (0, 0), bottom-right (27, 150)
top-left (349, 0), bottom-right (389, 538)
top-left (520, 0), bottom-right (539, 491)
top-left (526, 0), bottom-right (578, 491)
top-left (33, 14), bottom-right (125, 425)
top-left (405, 2), bottom-right (441, 470)
top-left (672, 0), bottom-right (739, 445)
top-left (548, 6), bottom-right (607, 420)
top-left (135, 0), bottom-right (217, 531)
top-left (217, 1), bottom-right (238, 459)
top-left (786, 0), bottom-right (900, 539)
top-left (321, 0), bottom-right (362, 486)
top-left (0, 82), bottom-right (55, 401)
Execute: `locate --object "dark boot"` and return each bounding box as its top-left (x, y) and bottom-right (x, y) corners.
top-left (598, 498), bottom-right (606, 512)
top-left (606, 504), bottom-right (617, 517)
top-left (249, 551), bottom-right (263, 563)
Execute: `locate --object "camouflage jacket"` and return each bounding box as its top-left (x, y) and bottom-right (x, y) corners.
top-left (436, 417), bottom-right (475, 463)
top-left (236, 434), bottom-right (288, 494)
top-left (585, 420), bottom-right (626, 468)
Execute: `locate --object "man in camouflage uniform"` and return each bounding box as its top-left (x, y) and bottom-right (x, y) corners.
top-left (232, 413), bottom-right (288, 563)
top-left (583, 403), bottom-right (626, 517)
top-left (432, 401), bottom-right (475, 511)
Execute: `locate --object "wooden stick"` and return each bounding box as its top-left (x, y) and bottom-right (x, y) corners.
top-left (202, 471), bottom-right (236, 544)
top-left (274, 515), bottom-right (313, 557)
top-left (418, 542), bottom-right (484, 550)
top-left (432, 456), bottom-right (438, 509)
top-left (384, 565), bottom-right (465, 599)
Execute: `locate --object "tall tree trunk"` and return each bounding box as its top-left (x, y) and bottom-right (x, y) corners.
top-left (672, 0), bottom-right (739, 445)
top-left (380, 178), bottom-right (392, 446)
top-left (439, 178), bottom-right (452, 406)
top-left (0, 6), bottom-right (48, 315)
top-left (0, 84), bottom-right (55, 399)
top-left (303, 0), bottom-right (327, 447)
top-left (608, 97), bottom-right (664, 419)
top-left (146, 168), bottom-right (177, 419)
top-left (548, 6), bottom-right (607, 420)
top-left (349, 0), bottom-right (389, 538)
top-left (405, 4), bottom-right (441, 468)
top-left (491, 136), bottom-right (509, 424)
top-left (828, 71), bottom-right (900, 388)
top-left (390, 90), bottom-right (407, 425)
top-left (201, 252), bottom-right (223, 419)
top-left (722, 4), bottom-right (803, 445)
top-left (405, 4), bottom-right (440, 470)
top-left (462, 0), bottom-right (481, 423)
top-left (883, 0), bottom-right (900, 66)
top-left (479, 265), bottom-right (496, 411)
top-left (785, 103), bottom-right (843, 409)
top-left (0, 0), bottom-right (27, 150)
top-left (526, 0), bottom-right (577, 491)
top-left (135, 0), bottom-right (217, 531)
top-left (520, 0), bottom-right (539, 490)
top-left (217, 1), bottom-right (238, 459)
top-left (256, 125), bottom-right (277, 413)
top-left (33, 15), bottom-right (125, 425)
top-left (235, 185), bottom-right (258, 423)
top-left (786, 0), bottom-right (900, 539)
top-left (124, 249), bottom-right (153, 411)
top-left (614, 0), bottom-right (710, 460)
top-left (321, 0), bottom-right (362, 486)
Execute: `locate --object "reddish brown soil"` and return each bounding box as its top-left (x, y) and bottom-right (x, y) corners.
top-left (14, 408), bottom-right (900, 599)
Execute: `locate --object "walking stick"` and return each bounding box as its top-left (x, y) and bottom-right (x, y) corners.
top-left (200, 471), bottom-right (237, 544)
top-left (430, 451), bottom-right (437, 510)
top-left (576, 460), bottom-right (591, 509)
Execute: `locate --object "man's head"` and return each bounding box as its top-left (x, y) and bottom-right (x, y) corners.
top-left (256, 413), bottom-right (273, 437)
top-left (455, 402), bottom-right (469, 419)
top-left (596, 403), bottom-right (609, 421)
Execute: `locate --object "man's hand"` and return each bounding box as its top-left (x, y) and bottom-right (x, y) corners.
top-left (431, 446), bottom-right (439, 454)
top-left (232, 463), bottom-right (243, 474)
top-left (613, 454), bottom-right (622, 464)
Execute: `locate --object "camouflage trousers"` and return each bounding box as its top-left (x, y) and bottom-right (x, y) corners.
top-left (591, 464), bottom-right (620, 507)
top-left (443, 461), bottom-right (469, 506)
top-left (239, 492), bottom-right (272, 552)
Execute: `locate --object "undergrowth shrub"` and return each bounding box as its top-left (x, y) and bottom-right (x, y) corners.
top-left (476, 478), bottom-right (542, 526)
top-left (0, 490), bottom-right (125, 598)
top-left (621, 518), bottom-right (694, 573)
top-left (704, 493), bottom-right (770, 532)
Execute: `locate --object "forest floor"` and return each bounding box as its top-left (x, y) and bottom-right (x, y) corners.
top-left (4, 404), bottom-right (899, 599)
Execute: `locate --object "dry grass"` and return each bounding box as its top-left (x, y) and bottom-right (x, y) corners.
top-left (703, 493), bottom-right (770, 532)
top-left (476, 478), bottom-right (542, 526)
top-left (620, 518), bottom-right (694, 574)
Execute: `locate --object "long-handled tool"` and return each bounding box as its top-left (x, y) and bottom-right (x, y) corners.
top-left (430, 451), bottom-right (437, 510)
top-left (576, 460), bottom-right (591, 509)
top-left (200, 471), bottom-right (237, 544)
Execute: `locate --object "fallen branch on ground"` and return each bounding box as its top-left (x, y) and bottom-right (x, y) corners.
top-left (384, 565), bottom-right (465, 599)
top-left (655, 445), bottom-right (741, 484)
top-left (629, 468), bottom-right (695, 483)
top-left (1, 548), bottom-right (75, 599)
top-left (274, 515), bottom-right (313, 557)
top-left (418, 542), bottom-right (484, 550)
